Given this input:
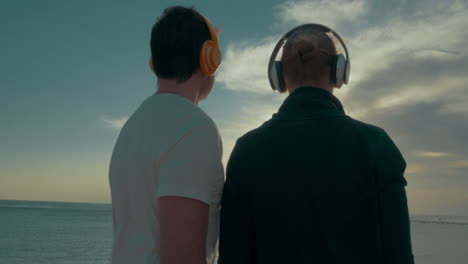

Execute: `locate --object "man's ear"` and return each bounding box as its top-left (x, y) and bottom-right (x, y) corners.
top-left (149, 56), bottom-right (156, 74)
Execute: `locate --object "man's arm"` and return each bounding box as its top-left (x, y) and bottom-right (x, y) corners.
top-left (159, 197), bottom-right (209, 264)
top-left (375, 129), bottom-right (414, 264)
top-left (218, 140), bottom-right (254, 264)
top-left (379, 182), bottom-right (413, 264)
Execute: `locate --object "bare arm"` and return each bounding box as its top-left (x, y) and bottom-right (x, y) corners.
top-left (159, 196), bottom-right (209, 264)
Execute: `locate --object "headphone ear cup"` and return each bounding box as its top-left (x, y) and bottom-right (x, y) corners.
top-left (330, 55), bottom-right (338, 85)
top-left (269, 61), bottom-right (283, 92)
top-left (200, 40), bottom-right (222, 75)
top-left (344, 59), bottom-right (351, 84)
top-left (332, 54), bottom-right (346, 88)
top-left (275, 62), bottom-right (286, 93)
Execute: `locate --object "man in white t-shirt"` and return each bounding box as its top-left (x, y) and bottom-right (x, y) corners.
top-left (109, 6), bottom-right (224, 264)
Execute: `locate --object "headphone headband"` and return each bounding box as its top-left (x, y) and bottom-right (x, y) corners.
top-left (202, 16), bottom-right (219, 47)
top-left (268, 23), bottom-right (350, 92)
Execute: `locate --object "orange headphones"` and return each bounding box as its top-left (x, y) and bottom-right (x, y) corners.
top-left (200, 16), bottom-right (222, 75)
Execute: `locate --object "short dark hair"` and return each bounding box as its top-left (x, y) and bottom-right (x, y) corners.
top-left (150, 6), bottom-right (211, 83)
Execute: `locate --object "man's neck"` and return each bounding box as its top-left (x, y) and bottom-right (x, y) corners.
top-left (288, 85), bottom-right (333, 94)
top-left (156, 78), bottom-right (200, 104)
top-left (286, 79), bottom-right (334, 94)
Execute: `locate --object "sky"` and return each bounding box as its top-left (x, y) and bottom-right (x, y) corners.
top-left (1, 0), bottom-right (467, 216)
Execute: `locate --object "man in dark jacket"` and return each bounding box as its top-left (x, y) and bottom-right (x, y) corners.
top-left (218, 25), bottom-right (414, 264)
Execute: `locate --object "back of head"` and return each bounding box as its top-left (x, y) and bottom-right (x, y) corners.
top-left (281, 29), bottom-right (337, 85)
top-left (150, 6), bottom-right (211, 83)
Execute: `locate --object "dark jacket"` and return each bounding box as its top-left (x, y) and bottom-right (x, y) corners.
top-left (218, 87), bottom-right (414, 264)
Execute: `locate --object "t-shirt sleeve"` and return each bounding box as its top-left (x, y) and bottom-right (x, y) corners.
top-left (157, 123), bottom-right (224, 205)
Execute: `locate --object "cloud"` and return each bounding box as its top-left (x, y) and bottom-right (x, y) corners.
top-left (101, 116), bottom-right (128, 129)
top-left (412, 49), bottom-right (460, 60)
top-left (218, 0), bottom-right (468, 114)
top-left (407, 187), bottom-right (468, 215)
top-left (341, 1), bottom-right (468, 116)
top-left (362, 101), bottom-right (468, 157)
top-left (416, 151), bottom-right (452, 158)
top-left (449, 160), bottom-right (468, 169)
top-left (275, 0), bottom-right (367, 28)
top-left (217, 38), bottom-right (278, 94)
top-left (405, 164), bottom-right (426, 175)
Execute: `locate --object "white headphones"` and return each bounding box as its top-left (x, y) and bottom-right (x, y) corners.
top-left (268, 24), bottom-right (351, 93)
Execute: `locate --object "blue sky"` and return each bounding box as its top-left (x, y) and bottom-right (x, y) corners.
top-left (1, 0), bottom-right (468, 216)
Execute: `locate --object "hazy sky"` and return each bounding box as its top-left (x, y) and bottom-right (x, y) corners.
top-left (1, 0), bottom-right (467, 216)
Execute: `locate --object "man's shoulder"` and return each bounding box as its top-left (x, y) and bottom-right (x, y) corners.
top-left (172, 96), bottom-right (218, 134)
top-left (348, 118), bottom-right (389, 142)
top-left (232, 120), bottom-right (275, 156)
top-left (194, 107), bottom-right (218, 130)
top-left (238, 119), bottom-right (272, 142)
top-left (187, 107), bottom-right (220, 140)
top-left (150, 94), bottom-right (219, 133)
top-left (238, 117), bottom-right (387, 139)
top-left (349, 117), bottom-right (405, 166)
top-left (174, 103), bottom-right (222, 153)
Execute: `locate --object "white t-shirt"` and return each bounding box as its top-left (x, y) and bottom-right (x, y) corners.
top-left (109, 93), bottom-right (224, 264)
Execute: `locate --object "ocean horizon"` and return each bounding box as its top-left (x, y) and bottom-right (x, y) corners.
top-left (1, 199), bottom-right (467, 263)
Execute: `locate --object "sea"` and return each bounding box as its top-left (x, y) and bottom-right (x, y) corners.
top-left (0, 200), bottom-right (112, 264)
top-left (1, 199), bottom-right (468, 264)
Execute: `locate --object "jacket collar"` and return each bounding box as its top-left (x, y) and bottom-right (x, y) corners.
top-left (273, 86), bottom-right (346, 121)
